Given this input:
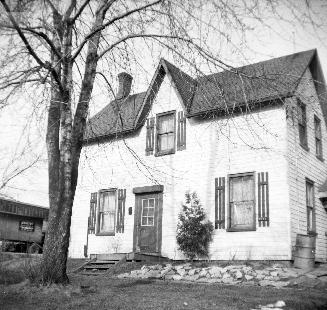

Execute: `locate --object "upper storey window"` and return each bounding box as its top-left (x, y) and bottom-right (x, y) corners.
top-left (314, 115), bottom-right (323, 160)
top-left (156, 111), bottom-right (176, 156)
top-left (297, 99), bottom-right (308, 149)
top-left (145, 110), bottom-right (186, 157)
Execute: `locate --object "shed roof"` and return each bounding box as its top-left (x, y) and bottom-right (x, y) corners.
top-left (0, 198), bottom-right (49, 219)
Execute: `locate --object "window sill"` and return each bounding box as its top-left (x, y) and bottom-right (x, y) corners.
top-left (307, 231), bottom-right (318, 237)
top-left (300, 143), bottom-right (310, 152)
top-left (155, 149), bottom-right (175, 157)
top-left (95, 232), bottom-right (115, 236)
top-left (226, 227), bottom-right (256, 232)
top-left (316, 155), bottom-right (324, 162)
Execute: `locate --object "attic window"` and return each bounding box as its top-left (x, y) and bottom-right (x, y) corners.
top-left (297, 99), bottom-right (308, 149)
top-left (156, 111), bottom-right (176, 156)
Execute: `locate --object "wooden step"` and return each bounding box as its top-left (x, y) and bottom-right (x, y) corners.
top-left (88, 260), bottom-right (117, 264)
top-left (80, 270), bottom-right (106, 276)
top-left (126, 252), bottom-right (169, 263)
top-left (84, 264), bottom-right (113, 270)
top-left (90, 253), bottom-right (126, 261)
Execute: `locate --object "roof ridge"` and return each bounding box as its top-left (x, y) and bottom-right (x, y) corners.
top-left (198, 49), bottom-right (316, 81)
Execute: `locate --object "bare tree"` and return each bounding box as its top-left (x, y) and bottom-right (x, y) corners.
top-left (0, 0), bottom-right (325, 284)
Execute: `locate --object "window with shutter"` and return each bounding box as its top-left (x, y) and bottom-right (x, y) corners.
top-left (97, 189), bottom-right (116, 236)
top-left (156, 111), bottom-right (176, 156)
top-left (314, 115), bottom-right (323, 160)
top-left (215, 177), bottom-right (225, 229)
top-left (88, 192), bottom-right (97, 234)
top-left (116, 189), bottom-right (126, 233)
top-left (306, 179), bottom-right (316, 234)
top-left (297, 99), bottom-right (308, 149)
top-left (228, 173), bottom-right (255, 231)
top-left (145, 117), bottom-right (155, 155)
top-left (258, 172), bottom-right (270, 227)
top-left (177, 111), bottom-right (186, 150)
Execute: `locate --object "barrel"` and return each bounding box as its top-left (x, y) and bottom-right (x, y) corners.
top-left (293, 234), bottom-right (316, 270)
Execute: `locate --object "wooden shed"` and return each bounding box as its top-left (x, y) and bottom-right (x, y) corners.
top-left (0, 198), bottom-right (48, 252)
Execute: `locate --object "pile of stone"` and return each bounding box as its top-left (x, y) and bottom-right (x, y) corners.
top-left (117, 263), bottom-right (297, 287)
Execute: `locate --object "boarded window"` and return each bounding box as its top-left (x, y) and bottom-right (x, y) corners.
top-left (177, 111), bottom-right (186, 150)
top-left (258, 172), bottom-right (269, 227)
top-left (215, 177), bottom-right (225, 229)
top-left (314, 116), bottom-right (323, 159)
top-left (297, 99), bottom-right (308, 148)
top-left (88, 192), bottom-right (97, 234)
top-left (116, 189), bottom-right (126, 233)
top-left (229, 173), bottom-right (255, 231)
top-left (306, 179), bottom-right (315, 233)
top-left (146, 117), bottom-right (155, 156)
top-left (156, 111), bottom-right (175, 155)
top-left (98, 190), bottom-right (116, 235)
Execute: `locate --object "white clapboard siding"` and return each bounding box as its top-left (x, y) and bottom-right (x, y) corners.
top-left (69, 69), bottom-right (326, 262)
top-left (286, 68), bottom-right (327, 262)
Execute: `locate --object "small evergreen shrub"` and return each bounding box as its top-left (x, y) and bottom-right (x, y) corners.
top-left (176, 192), bottom-right (214, 260)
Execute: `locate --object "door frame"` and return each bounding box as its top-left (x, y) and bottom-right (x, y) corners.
top-left (132, 185), bottom-right (163, 254)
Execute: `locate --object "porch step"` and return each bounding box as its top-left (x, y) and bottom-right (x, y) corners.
top-left (81, 254), bottom-right (127, 275)
top-left (126, 252), bottom-right (169, 263)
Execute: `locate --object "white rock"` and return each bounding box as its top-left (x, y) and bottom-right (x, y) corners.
top-left (270, 271), bottom-right (278, 277)
top-left (172, 275), bottom-right (182, 281)
top-left (177, 268), bottom-right (187, 276)
top-left (274, 300), bottom-right (286, 307)
top-left (245, 275), bottom-right (254, 281)
top-left (235, 270), bottom-right (243, 279)
top-left (199, 269), bottom-right (208, 277)
top-left (188, 269), bottom-right (197, 276)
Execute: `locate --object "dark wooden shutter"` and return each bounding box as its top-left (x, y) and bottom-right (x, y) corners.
top-left (258, 172), bottom-right (269, 227)
top-left (215, 177), bottom-right (225, 229)
top-left (145, 117), bottom-right (155, 155)
top-left (88, 192), bottom-right (97, 234)
top-left (177, 111), bottom-right (186, 150)
top-left (116, 189), bottom-right (126, 233)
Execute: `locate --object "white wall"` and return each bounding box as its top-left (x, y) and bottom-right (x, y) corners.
top-left (69, 72), bottom-right (291, 260)
top-left (287, 68), bottom-right (327, 262)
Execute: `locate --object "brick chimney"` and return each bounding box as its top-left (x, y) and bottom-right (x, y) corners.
top-left (117, 72), bottom-right (133, 99)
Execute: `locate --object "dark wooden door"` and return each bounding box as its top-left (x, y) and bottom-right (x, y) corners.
top-left (133, 192), bottom-right (162, 253)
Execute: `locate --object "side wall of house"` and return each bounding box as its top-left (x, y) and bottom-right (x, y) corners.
top-left (287, 68), bottom-right (327, 262)
top-left (69, 73), bottom-right (291, 260)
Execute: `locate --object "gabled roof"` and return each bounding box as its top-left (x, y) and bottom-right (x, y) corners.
top-left (84, 92), bottom-right (146, 141)
top-left (190, 49), bottom-right (316, 115)
top-left (84, 49), bottom-right (324, 143)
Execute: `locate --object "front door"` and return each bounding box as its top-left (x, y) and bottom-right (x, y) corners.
top-left (133, 192), bottom-right (162, 253)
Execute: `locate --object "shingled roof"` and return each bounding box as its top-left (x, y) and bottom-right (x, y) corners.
top-left (84, 49), bottom-right (323, 142)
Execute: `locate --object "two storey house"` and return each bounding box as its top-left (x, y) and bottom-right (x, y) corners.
top-left (69, 49), bottom-right (327, 262)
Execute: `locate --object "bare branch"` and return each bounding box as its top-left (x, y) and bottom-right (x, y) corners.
top-left (72, 0), bottom-right (163, 61)
top-left (70, 0), bottom-right (91, 24)
top-left (0, 0), bottom-right (45, 68)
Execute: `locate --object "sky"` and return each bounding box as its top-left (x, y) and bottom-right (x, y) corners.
top-left (0, 0), bottom-right (327, 207)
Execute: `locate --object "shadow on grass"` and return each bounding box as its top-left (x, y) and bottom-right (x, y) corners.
top-left (116, 279), bottom-right (155, 288)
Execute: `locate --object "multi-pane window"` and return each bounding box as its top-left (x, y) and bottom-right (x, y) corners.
top-left (156, 111), bottom-right (175, 155)
top-left (229, 173), bottom-right (255, 231)
top-left (306, 180), bottom-right (315, 234)
top-left (97, 189), bottom-right (116, 235)
top-left (141, 198), bottom-right (155, 226)
top-left (314, 116), bottom-right (323, 159)
top-left (297, 100), bottom-right (308, 148)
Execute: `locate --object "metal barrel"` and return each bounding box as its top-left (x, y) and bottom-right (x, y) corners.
top-left (293, 234), bottom-right (316, 269)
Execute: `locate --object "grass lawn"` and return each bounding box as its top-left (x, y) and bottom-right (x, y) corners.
top-left (1, 256), bottom-right (327, 309)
